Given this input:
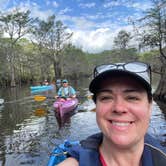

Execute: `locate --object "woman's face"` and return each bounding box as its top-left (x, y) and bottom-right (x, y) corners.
top-left (96, 76), bottom-right (152, 149)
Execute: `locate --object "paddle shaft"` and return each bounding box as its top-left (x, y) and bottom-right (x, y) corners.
top-left (34, 95), bottom-right (91, 102)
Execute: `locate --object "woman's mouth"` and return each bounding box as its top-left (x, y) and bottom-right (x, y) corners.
top-left (111, 120), bottom-right (133, 127)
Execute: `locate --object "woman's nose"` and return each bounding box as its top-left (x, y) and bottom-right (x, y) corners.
top-left (112, 98), bottom-right (127, 114)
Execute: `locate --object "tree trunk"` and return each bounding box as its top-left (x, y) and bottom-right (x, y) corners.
top-left (10, 71), bottom-right (16, 87)
top-left (153, 64), bottom-right (166, 101)
top-left (54, 61), bottom-right (62, 80)
top-left (10, 62), bottom-right (16, 87)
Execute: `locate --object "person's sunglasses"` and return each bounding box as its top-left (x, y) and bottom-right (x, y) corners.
top-left (94, 61), bottom-right (151, 83)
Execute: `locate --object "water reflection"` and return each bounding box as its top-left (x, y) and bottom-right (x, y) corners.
top-left (0, 101), bottom-right (47, 165)
top-left (155, 100), bottom-right (166, 117)
top-left (34, 108), bottom-right (48, 117)
top-left (54, 109), bottom-right (73, 129)
top-left (5, 116), bottom-right (47, 153)
top-left (151, 100), bottom-right (166, 146)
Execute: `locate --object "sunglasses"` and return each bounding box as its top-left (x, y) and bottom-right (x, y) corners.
top-left (94, 61), bottom-right (151, 83)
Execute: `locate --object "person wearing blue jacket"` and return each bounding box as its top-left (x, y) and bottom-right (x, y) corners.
top-left (57, 62), bottom-right (166, 166)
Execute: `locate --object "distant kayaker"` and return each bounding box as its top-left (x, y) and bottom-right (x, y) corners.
top-left (55, 79), bottom-right (76, 101)
top-left (56, 79), bottom-right (62, 91)
top-left (43, 79), bottom-right (49, 85)
top-left (57, 62), bottom-right (166, 165)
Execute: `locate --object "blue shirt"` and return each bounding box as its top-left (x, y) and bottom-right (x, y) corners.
top-left (57, 86), bottom-right (76, 97)
top-left (142, 144), bottom-right (153, 166)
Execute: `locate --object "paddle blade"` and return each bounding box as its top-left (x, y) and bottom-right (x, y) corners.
top-left (91, 108), bottom-right (96, 112)
top-left (34, 95), bottom-right (47, 101)
top-left (87, 95), bottom-right (92, 99)
top-left (34, 108), bottom-right (47, 116)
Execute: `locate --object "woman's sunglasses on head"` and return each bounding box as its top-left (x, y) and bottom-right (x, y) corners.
top-left (94, 61), bottom-right (151, 83)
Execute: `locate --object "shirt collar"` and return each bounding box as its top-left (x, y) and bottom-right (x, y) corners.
top-left (141, 144), bottom-right (153, 166)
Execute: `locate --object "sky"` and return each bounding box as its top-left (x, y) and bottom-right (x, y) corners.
top-left (0, 0), bottom-right (153, 53)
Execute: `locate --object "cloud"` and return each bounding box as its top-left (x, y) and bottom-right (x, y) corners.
top-left (45, 0), bottom-right (59, 8)
top-left (103, 1), bottom-right (120, 8)
top-left (103, 0), bottom-right (152, 11)
top-left (71, 28), bottom-right (115, 53)
top-left (79, 2), bottom-right (96, 8)
top-left (59, 7), bottom-right (72, 15)
top-left (58, 14), bottom-right (97, 31)
top-left (8, 1), bottom-right (54, 20)
top-left (52, 1), bottom-right (59, 8)
top-left (131, 2), bottom-right (152, 11)
top-left (70, 24), bottom-right (136, 53)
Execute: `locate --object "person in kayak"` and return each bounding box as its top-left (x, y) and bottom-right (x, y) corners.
top-left (55, 79), bottom-right (76, 101)
top-left (43, 79), bottom-right (49, 85)
top-left (56, 79), bottom-right (62, 91)
top-left (57, 61), bottom-right (166, 166)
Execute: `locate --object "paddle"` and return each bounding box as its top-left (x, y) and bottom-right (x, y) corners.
top-left (91, 108), bottom-right (96, 112)
top-left (34, 95), bottom-right (55, 101)
top-left (0, 95), bottom-right (35, 104)
top-left (34, 95), bottom-right (92, 102)
top-left (34, 108), bottom-right (47, 116)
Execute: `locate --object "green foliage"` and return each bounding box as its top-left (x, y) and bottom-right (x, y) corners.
top-left (139, 50), bottom-right (159, 59)
top-left (136, 0), bottom-right (166, 99)
top-left (63, 45), bottom-right (90, 78)
top-left (138, 49), bottom-right (161, 70)
top-left (0, 8), bottom-right (36, 86)
top-left (138, 0), bottom-right (166, 60)
top-left (0, 9), bottom-right (35, 43)
top-left (87, 48), bottom-right (138, 67)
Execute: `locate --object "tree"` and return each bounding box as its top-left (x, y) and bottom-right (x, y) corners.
top-left (137, 0), bottom-right (166, 101)
top-left (63, 45), bottom-right (90, 78)
top-left (113, 30), bottom-right (132, 49)
top-left (31, 15), bottom-right (72, 81)
top-left (50, 20), bottom-right (73, 80)
top-left (113, 30), bottom-right (137, 61)
top-left (0, 8), bottom-right (35, 86)
top-left (31, 15), bottom-right (55, 81)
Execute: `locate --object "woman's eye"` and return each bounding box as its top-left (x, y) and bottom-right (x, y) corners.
top-left (98, 95), bottom-right (113, 102)
top-left (127, 96), bottom-right (139, 101)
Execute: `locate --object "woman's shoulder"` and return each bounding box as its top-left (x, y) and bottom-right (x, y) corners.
top-left (145, 134), bottom-right (166, 153)
top-left (145, 143), bottom-right (166, 165)
top-left (67, 133), bottom-right (102, 158)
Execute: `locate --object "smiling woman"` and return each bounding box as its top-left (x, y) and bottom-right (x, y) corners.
top-left (57, 61), bottom-right (166, 166)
